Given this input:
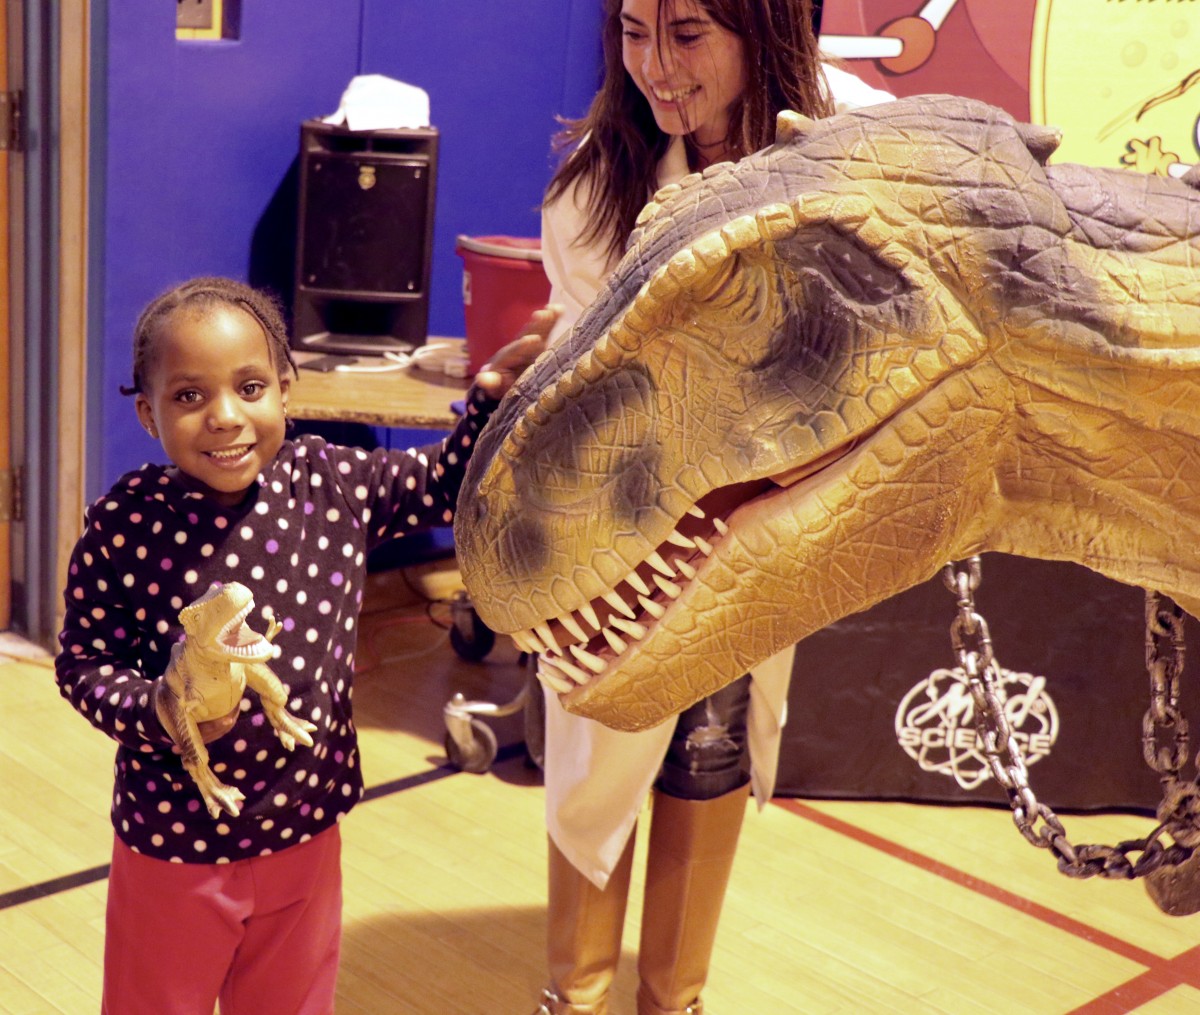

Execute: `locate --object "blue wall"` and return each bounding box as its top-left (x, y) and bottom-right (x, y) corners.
top-left (97, 1), bottom-right (602, 494)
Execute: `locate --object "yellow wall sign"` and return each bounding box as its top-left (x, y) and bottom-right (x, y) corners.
top-left (1031, 0), bottom-right (1199, 174)
top-left (821, 0), bottom-right (1198, 175)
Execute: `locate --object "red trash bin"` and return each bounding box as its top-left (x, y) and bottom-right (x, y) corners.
top-left (455, 235), bottom-right (552, 373)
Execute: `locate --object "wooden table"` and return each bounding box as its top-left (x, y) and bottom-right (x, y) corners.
top-left (288, 347), bottom-right (470, 430)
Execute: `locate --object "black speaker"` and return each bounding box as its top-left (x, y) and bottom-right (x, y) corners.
top-left (293, 120), bottom-right (439, 355)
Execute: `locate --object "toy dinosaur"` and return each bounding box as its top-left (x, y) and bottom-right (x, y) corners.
top-left (157, 581), bottom-right (317, 818)
top-left (453, 94), bottom-right (1200, 734)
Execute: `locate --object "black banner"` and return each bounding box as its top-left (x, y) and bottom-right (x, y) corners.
top-left (777, 554), bottom-right (1197, 815)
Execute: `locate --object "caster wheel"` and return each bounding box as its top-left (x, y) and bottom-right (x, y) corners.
top-left (450, 595), bottom-right (496, 661)
top-left (444, 718), bottom-right (498, 774)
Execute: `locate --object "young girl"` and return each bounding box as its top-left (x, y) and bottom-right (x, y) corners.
top-left (532, 2), bottom-right (894, 1013)
top-left (55, 276), bottom-right (546, 1015)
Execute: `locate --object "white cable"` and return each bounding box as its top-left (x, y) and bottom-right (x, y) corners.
top-left (331, 343), bottom-right (470, 377)
top-left (334, 351), bottom-right (412, 374)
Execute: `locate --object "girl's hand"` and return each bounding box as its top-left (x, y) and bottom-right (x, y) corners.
top-left (474, 304), bottom-right (561, 399)
top-left (196, 709), bottom-right (240, 744)
top-left (153, 676), bottom-right (239, 745)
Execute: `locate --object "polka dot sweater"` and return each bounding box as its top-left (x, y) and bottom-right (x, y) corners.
top-left (55, 386), bottom-right (497, 864)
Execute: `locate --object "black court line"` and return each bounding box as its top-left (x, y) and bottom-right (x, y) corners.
top-left (0, 741), bottom-right (528, 912)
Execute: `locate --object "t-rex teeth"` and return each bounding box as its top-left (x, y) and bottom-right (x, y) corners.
top-left (602, 627), bottom-right (628, 654)
top-left (542, 652), bottom-right (591, 685)
top-left (694, 536), bottom-right (713, 556)
top-left (646, 551), bottom-right (675, 577)
top-left (536, 661), bottom-right (573, 694)
top-left (666, 529), bottom-right (695, 548)
top-left (579, 603), bottom-right (602, 631)
top-left (712, 517), bottom-right (729, 536)
top-left (558, 612), bottom-right (588, 641)
top-left (511, 630), bottom-right (535, 653)
top-left (625, 570), bottom-right (651, 596)
top-left (535, 622), bottom-right (560, 654)
top-left (638, 595), bottom-right (666, 620)
top-left (687, 505), bottom-right (705, 519)
top-left (675, 559), bottom-right (697, 580)
top-left (569, 644), bottom-right (607, 674)
top-left (610, 616), bottom-right (648, 640)
top-left (524, 628), bottom-right (548, 654)
top-left (603, 590), bottom-right (636, 619)
top-left (653, 575), bottom-right (682, 599)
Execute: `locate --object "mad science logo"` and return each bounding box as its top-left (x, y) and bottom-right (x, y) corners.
top-left (894, 666), bottom-right (1060, 790)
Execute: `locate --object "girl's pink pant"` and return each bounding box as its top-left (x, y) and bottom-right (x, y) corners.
top-left (102, 825), bottom-right (342, 1015)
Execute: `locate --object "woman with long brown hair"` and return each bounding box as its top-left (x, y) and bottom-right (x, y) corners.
top-left (533, 3), bottom-right (892, 1012)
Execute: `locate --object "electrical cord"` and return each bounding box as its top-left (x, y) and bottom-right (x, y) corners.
top-left (333, 342), bottom-right (470, 378)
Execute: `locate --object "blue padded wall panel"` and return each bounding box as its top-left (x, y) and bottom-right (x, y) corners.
top-left (101, 3), bottom-right (361, 489)
top-left (97, 1), bottom-right (603, 496)
top-left (359, 2), bottom-right (602, 342)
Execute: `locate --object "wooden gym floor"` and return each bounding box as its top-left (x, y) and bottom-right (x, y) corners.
top-left (3, 566), bottom-right (1200, 1014)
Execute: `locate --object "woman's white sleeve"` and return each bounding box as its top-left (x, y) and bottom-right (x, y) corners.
top-left (822, 62), bottom-right (897, 112)
top-left (541, 182), bottom-right (615, 348)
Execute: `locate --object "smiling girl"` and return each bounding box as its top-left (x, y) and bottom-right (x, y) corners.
top-left (55, 276), bottom-right (546, 1014)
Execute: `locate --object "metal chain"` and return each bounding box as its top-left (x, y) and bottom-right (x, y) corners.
top-left (942, 557), bottom-right (1197, 880)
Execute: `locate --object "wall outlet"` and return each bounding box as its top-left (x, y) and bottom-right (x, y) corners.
top-left (176, 0), bottom-right (240, 40)
top-left (176, 0), bottom-right (214, 32)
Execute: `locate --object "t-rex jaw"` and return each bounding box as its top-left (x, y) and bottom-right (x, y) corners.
top-left (517, 491), bottom-right (732, 694)
top-left (215, 598), bottom-right (278, 661)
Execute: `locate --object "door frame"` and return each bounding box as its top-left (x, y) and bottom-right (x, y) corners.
top-left (54, 0), bottom-right (92, 644)
top-left (1, 1), bottom-right (12, 630)
top-left (5, 0), bottom-right (92, 646)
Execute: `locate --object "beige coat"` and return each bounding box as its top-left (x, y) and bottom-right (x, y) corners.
top-left (540, 65), bottom-right (895, 888)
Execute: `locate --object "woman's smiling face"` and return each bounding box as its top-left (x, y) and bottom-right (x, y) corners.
top-left (621, 0), bottom-right (747, 163)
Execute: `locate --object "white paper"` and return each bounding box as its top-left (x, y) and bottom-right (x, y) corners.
top-left (322, 74), bottom-right (431, 131)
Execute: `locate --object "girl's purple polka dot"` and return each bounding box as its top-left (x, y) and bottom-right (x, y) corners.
top-left (187, 800), bottom-right (201, 813)
top-left (330, 572), bottom-right (344, 586)
top-left (266, 539), bottom-right (279, 554)
top-left (304, 502), bottom-right (315, 515)
top-left (284, 617), bottom-right (296, 631)
top-left (161, 559), bottom-right (173, 571)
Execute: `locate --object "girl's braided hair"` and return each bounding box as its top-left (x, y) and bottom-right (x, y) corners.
top-left (120, 276), bottom-right (297, 396)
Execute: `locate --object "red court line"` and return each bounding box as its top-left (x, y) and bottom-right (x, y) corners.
top-left (772, 796), bottom-right (1200, 1012)
top-left (1065, 946), bottom-right (1200, 1014)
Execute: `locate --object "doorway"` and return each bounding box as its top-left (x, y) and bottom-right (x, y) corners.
top-left (2, 1), bottom-right (92, 646)
top-left (1, 3), bottom-right (14, 631)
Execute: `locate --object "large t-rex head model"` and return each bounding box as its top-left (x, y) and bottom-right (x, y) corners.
top-left (454, 95), bottom-right (1200, 732)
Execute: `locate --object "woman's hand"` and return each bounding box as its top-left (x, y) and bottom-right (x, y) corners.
top-left (474, 304), bottom-right (561, 399)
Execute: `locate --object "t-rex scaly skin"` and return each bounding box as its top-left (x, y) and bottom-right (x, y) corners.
top-left (157, 581), bottom-right (316, 817)
top-left (454, 95), bottom-right (1200, 733)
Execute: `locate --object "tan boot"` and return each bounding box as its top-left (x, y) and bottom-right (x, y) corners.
top-left (533, 831), bottom-right (636, 1015)
top-left (635, 783), bottom-right (751, 1015)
